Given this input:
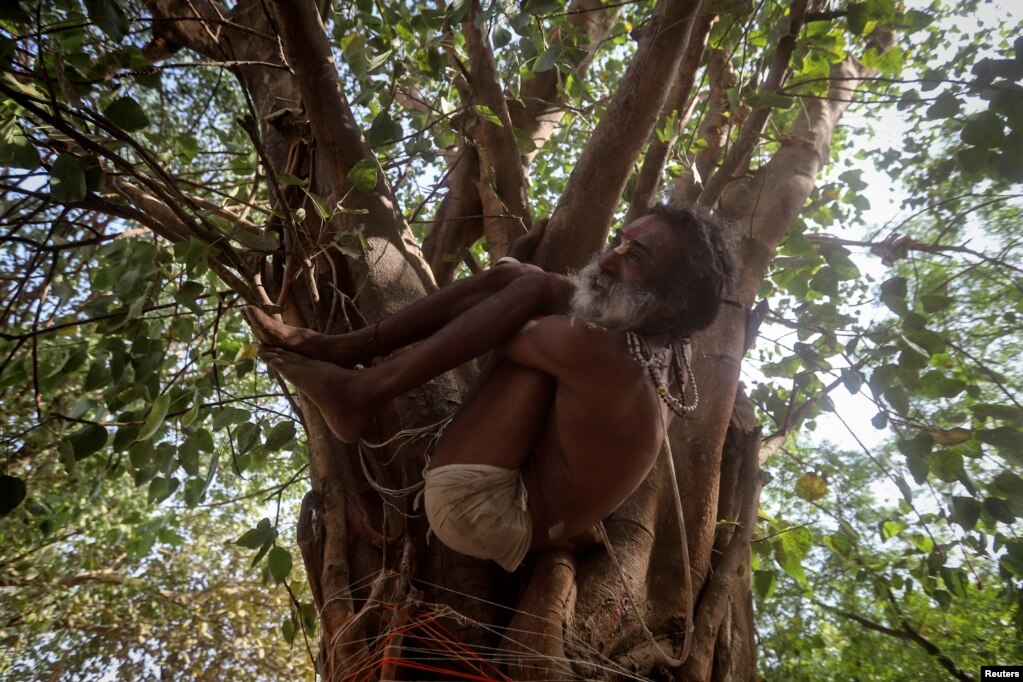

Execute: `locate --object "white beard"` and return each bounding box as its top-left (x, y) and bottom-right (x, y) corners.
top-left (568, 259), bottom-right (658, 332)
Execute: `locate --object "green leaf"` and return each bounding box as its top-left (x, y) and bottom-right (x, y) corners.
top-left (0, 121), bottom-right (41, 170)
top-left (174, 280), bottom-right (204, 315)
top-left (102, 96), bottom-right (150, 132)
top-left (235, 518), bottom-right (277, 549)
top-left (846, 2), bottom-right (869, 35)
top-left (212, 407), bottom-right (249, 430)
top-left (128, 441), bottom-right (151, 469)
top-left (925, 95), bottom-right (961, 120)
top-left (894, 477), bottom-right (913, 504)
top-left (84, 0), bottom-right (129, 41)
top-left (136, 394), bottom-right (171, 443)
top-left (930, 449), bottom-right (963, 482)
top-left (68, 424), bottom-right (108, 460)
top-left (960, 110), bottom-right (1004, 148)
top-left (522, 0), bottom-right (561, 15)
top-left (745, 91), bottom-right (795, 110)
top-left (773, 526), bottom-right (812, 585)
top-left (0, 474), bottom-right (27, 516)
top-left (533, 42), bottom-right (562, 73)
top-left (984, 497), bottom-right (1016, 523)
top-left (235, 421), bottom-right (260, 454)
top-left (880, 520), bottom-right (907, 541)
top-left (264, 421), bottom-right (296, 451)
top-left (202, 448), bottom-right (219, 496)
top-left (281, 617), bottom-right (296, 645)
top-left (809, 266), bottom-right (839, 297)
top-left (251, 541), bottom-right (272, 567)
top-left (50, 153), bottom-right (87, 203)
top-left (840, 368), bottom-right (862, 394)
top-left (794, 472), bottom-right (828, 502)
top-left (347, 158), bottom-right (378, 192)
top-left (754, 569), bottom-right (778, 600)
top-left (366, 110), bottom-right (400, 147)
top-left (941, 566), bottom-right (969, 598)
top-left (1000, 555), bottom-right (1023, 579)
top-left (302, 188), bottom-right (332, 221)
top-left (366, 49), bottom-right (393, 73)
top-left (511, 126), bottom-right (537, 154)
top-left (300, 602), bottom-right (317, 634)
top-left (957, 146), bottom-right (990, 174)
top-left (969, 404), bottom-right (1023, 424)
top-left (976, 427), bottom-right (1023, 464)
top-left (473, 104), bottom-right (503, 126)
top-left (147, 476), bottom-right (179, 504)
top-left (267, 546), bottom-right (293, 584)
top-left (951, 496), bottom-right (981, 531)
top-left (906, 533), bottom-right (933, 553)
top-left (824, 532), bottom-right (854, 560)
top-left (276, 172), bottom-right (308, 187)
top-left (990, 471), bottom-right (1023, 500)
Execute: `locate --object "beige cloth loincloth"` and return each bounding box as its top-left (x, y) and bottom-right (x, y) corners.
top-left (423, 463), bottom-right (532, 572)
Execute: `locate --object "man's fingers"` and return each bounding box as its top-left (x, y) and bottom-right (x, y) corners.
top-left (505, 217), bottom-right (549, 262)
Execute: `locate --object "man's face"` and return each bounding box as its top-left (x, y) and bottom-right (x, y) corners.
top-left (568, 215), bottom-right (682, 332)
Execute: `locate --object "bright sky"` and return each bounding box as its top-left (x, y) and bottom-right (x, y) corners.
top-left (753, 0), bottom-right (1021, 461)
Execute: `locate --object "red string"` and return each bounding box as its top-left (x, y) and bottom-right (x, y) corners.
top-left (340, 604), bottom-right (511, 682)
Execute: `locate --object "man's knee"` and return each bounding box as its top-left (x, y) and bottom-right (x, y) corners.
top-left (483, 262), bottom-right (569, 314)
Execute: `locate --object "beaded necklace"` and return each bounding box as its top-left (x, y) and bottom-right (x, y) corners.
top-left (625, 331), bottom-right (699, 417)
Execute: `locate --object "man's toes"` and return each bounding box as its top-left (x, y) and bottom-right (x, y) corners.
top-left (258, 346), bottom-right (281, 362)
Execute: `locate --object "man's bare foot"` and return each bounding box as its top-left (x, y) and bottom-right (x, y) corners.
top-left (244, 306), bottom-right (373, 367)
top-left (259, 347), bottom-right (378, 444)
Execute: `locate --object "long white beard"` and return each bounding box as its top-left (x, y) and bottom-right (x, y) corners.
top-left (568, 259), bottom-right (659, 332)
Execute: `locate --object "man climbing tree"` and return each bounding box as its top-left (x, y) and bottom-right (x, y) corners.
top-left (247, 204), bottom-right (737, 572)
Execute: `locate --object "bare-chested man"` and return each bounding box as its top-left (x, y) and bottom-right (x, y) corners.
top-left (246, 204), bottom-right (736, 571)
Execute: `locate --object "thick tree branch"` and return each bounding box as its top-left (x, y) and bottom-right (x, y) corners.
top-left (508, 0), bottom-right (623, 154)
top-left (699, 0), bottom-right (810, 207)
top-left (681, 425), bottom-right (761, 680)
top-left (807, 233), bottom-right (1023, 275)
top-left (461, 0), bottom-right (532, 259)
top-left (536, 0), bottom-right (706, 273)
top-left (625, 14), bottom-right (713, 222)
top-left (830, 608), bottom-right (974, 682)
top-left (421, 149), bottom-right (484, 284)
top-left (268, 0), bottom-right (436, 296)
top-left (144, 0), bottom-right (298, 167)
top-left (692, 48), bottom-right (741, 199)
top-left (424, 0), bottom-right (619, 284)
top-left (498, 549), bottom-right (577, 681)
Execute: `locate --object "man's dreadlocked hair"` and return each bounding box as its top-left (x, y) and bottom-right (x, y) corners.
top-left (647, 202), bottom-right (739, 339)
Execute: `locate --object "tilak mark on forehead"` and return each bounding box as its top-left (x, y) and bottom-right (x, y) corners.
top-left (613, 218), bottom-right (656, 254)
top-left (624, 215), bottom-right (658, 238)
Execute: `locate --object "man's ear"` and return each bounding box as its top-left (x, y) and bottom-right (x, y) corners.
top-left (655, 293), bottom-right (687, 321)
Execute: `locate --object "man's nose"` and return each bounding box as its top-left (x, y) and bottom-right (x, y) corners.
top-left (597, 248), bottom-right (618, 273)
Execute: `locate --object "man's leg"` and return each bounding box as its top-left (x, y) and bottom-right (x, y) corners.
top-left (259, 268), bottom-right (571, 443)
top-left (246, 263), bottom-right (569, 367)
top-left (429, 359), bottom-right (554, 470)
top-left (423, 359), bottom-right (555, 566)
